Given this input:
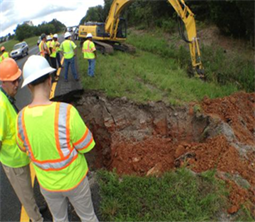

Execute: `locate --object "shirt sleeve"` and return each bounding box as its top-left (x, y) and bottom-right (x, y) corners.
top-left (71, 41), bottom-right (77, 50)
top-left (90, 42), bottom-right (96, 52)
top-left (70, 106), bottom-right (95, 154)
top-left (15, 113), bottom-right (26, 152)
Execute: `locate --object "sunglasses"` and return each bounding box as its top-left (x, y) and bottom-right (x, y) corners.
top-left (11, 77), bottom-right (21, 85)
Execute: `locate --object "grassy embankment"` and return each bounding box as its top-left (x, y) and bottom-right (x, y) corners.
top-left (76, 29), bottom-right (255, 105)
top-left (0, 36), bottom-right (38, 52)
top-left (76, 29), bottom-right (253, 220)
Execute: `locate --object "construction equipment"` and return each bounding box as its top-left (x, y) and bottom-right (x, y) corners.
top-left (169, 0), bottom-right (204, 76)
top-left (79, 0), bottom-right (133, 54)
top-left (79, 0), bottom-right (204, 76)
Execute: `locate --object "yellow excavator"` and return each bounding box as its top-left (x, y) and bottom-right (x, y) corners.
top-left (79, 0), bottom-right (204, 76)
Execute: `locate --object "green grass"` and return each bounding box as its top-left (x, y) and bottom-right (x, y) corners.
top-left (77, 41), bottom-right (237, 105)
top-left (0, 36), bottom-right (38, 52)
top-left (127, 30), bottom-right (254, 93)
top-left (97, 168), bottom-right (228, 221)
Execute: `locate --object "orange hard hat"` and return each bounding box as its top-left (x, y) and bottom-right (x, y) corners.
top-left (0, 58), bottom-right (21, 81)
top-left (1, 46), bottom-right (5, 51)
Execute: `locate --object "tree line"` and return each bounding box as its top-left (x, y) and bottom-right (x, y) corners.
top-left (14, 19), bottom-right (66, 41)
top-left (80, 0), bottom-right (254, 45)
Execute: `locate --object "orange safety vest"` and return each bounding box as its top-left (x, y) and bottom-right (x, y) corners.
top-left (39, 41), bottom-right (48, 57)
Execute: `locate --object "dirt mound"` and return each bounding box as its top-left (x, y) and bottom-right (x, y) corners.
top-left (76, 91), bottom-right (255, 216)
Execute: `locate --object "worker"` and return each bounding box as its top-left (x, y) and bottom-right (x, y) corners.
top-left (46, 35), bottom-right (52, 52)
top-left (53, 34), bottom-right (63, 69)
top-left (82, 33), bottom-right (96, 77)
top-left (38, 33), bottom-right (50, 65)
top-left (16, 55), bottom-right (98, 222)
top-left (0, 46), bottom-right (9, 63)
top-left (60, 32), bottom-right (79, 82)
top-left (0, 58), bottom-right (44, 222)
top-left (49, 35), bottom-right (57, 81)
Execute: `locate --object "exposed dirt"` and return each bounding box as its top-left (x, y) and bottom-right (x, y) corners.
top-left (76, 91), bottom-right (255, 217)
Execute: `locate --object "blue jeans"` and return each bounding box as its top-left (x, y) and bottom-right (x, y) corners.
top-left (87, 59), bottom-right (96, 77)
top-left (64, 57), bottom-right (78, 80)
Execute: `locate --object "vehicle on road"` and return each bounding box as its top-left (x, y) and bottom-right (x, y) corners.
top-left (10, 42), bottom-right (29, 59)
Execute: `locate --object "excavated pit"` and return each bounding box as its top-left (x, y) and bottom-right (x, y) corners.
top-left (74, 91), bottom-right (255, 215)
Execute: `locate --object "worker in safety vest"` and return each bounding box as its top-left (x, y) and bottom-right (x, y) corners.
top-left (46, 35), bottom-right (52, 51)
top-left (53, 34), bottom-right (63, 69)
top-left (38, 34), bottom-right (50, 65)
top-left (0, 46), bottom-right (9, 63)
top-left (16, 55), bottom-right (98, 222)
top-left (60, 32), bottom-right (79, 82)
top-left (49, 35), bottom-right (58, 81)
top-left (82, 33), bottom-right (96, 77)
top-left (0, 58), bottom-right (44, 222)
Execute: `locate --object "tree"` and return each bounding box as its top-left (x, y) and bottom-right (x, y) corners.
top-left (15, 24), bottom-right (36, 41)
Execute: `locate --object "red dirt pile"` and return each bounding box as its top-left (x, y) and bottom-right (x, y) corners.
top-left (77, 91), bottom-right (255, 216)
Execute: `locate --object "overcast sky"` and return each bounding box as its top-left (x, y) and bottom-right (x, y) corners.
top-left (0, 0), bottom-right (104, 36)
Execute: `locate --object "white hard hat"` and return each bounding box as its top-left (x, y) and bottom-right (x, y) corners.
top-left (22, 55), bottom-right (56, 88)
top-left (53, 33), bottom-right (58, 38)
top-left (64, 32), bottom-right (71, 39)
top-left (46, 35), bottom-right (52, 41)
top-left (86, 33), bottom-right (93, 38)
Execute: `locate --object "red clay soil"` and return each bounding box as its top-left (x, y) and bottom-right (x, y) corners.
top-left (201, 91), bottom-right (255, 145)
top-left (107, 92), bottom-right (255, 214)
top-left (78, 91), bottom-right (255, 215)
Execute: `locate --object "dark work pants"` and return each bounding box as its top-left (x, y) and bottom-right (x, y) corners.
top-left (56, 53), bottom-right (61, 68)
top-left (50, 57), bottom-right (57, 78)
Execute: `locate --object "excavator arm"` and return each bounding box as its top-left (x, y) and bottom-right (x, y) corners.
top-left (104, 0), bottom-right (133, 39)
top-left (168, 0), bottom-right (204, 75)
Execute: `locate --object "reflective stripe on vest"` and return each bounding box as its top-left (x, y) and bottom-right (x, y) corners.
top-left (82, 40), bottom-right (95, 53)
top-left (39, 42), bottom-right (46, 56)
top-left (17, 103), bottom-right (82, 171)
top-left (73, 127), bottom-right (93, 151)
top-left (62, 40), bottom-right (74, 55)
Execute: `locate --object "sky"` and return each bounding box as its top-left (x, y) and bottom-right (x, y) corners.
top-left (0, 0), bottom-right (104, 36)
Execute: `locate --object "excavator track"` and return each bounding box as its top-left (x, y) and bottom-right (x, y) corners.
top-left (94, 41), bottom-right (114, 55)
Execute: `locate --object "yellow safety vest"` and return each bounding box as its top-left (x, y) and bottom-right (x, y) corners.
top-left (56, 41), bottom-right (61, 53)
top-left (82, 40), bottom-right (96, 59)
top-left (60, 40), bottom-right (76, 59)
top-left (50, 40), bottom-right (57, 58)
top-left (0, 90), bottom-right (30, 168)
top-left (16, 102), bottom-right (95, 191)
top-left (0, 52), bottom-right (9, 63)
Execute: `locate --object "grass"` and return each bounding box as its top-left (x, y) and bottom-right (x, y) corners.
top-left (127, 30), bottom-right (254, 93)
top-left (77, 41), bottom-right (238, 105)
top-left (97, 168), bottom-right (228, 221)
top-left (0, 36), bottom-right (38, 52)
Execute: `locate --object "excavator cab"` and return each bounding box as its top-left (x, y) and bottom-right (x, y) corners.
top-left (116, 18), bottom-right (127, 38)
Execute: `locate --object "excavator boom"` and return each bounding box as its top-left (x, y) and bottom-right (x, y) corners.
top-left (79, 0), bottom-right (204, 75)
top-left (168, 0), bottom-right (204, 75)
top-left (105, 0), bottom-right (133, 39)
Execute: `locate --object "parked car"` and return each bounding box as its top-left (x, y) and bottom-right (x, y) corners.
top-left (10, 42), bottom-right (29, 59)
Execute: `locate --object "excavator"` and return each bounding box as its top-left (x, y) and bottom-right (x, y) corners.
top-left (79, 0), bottom-right (204, 76)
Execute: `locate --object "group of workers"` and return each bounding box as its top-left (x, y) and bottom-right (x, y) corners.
top-left (38, 31), bottom-right (97, 81)
top-left (0, 31), bottom-right (99, 222)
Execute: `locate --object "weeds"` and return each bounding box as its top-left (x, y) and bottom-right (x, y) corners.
top-left (97, 168), bottom-right (228, 221)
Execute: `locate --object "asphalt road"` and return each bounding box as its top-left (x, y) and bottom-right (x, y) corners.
top-left (0, 35), bottom-right (85, 221)
top-left (0, 44), bottom-right (42, 222)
